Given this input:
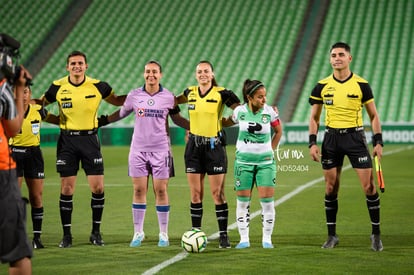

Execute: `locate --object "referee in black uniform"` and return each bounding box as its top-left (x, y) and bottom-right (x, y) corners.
top-left (39, 51), bottom-right (125, 248)
top-left (308, 42), bottom-right (384, 251)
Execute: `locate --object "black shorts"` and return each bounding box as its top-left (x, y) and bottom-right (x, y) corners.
top-left (184, 133), bottom-right (227, 175)
top-left (0, 169), bottom-right (33, 264)
top-left (321, 127), bottom-right (372, 170)
top-left (56, 132), bottom-right (104, 177)
top-left (11, 146), bottom-right (45, 178)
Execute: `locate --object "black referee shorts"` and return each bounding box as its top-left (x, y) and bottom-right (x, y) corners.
top-left (11, 146), bottom-right (45, 178)
top-left (56, 133), bottom-right (104, 177)
top-left (321, 127), bottom-right (372, 170)
top-left (184, 134), bottom-right (227, 175)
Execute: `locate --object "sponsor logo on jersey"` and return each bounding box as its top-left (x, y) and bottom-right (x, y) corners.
top-left (62, 102), bottom-right (73, 108)
top-left (325, 99), bottom-right (333, 105)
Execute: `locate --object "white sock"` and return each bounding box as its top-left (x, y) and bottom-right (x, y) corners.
top-left (236, 198), bottom-right (250, 243)
top-left (261, 200), bottom-right (275, 243)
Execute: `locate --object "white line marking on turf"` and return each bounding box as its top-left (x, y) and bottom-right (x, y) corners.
top-left (142, 145), bottom-right (412, 275)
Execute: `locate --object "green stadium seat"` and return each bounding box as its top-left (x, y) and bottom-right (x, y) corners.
top-left (292, 0), bottom-right (414, 124)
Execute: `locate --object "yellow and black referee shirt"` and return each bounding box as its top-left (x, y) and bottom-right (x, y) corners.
top-left (44, 76), bottom-right (113, 131)
top-left (9, 104), bottom-right (46, 147)
top-left (309, 73), bottom-right (374, 128)
top-left (183, 86), bottom-right (240, 137)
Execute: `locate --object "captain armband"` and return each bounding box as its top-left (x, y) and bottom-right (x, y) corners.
top-left (309, 134), bottom-right (317, 148)
top-left (270, 118), bottom-right (280, 127)
top-left (372, 133), bottom-right (384, 147)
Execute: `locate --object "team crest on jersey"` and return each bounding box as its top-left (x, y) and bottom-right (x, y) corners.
top-left (137, 108), bottom-right (145, 117)
top-left (147, 99), bottom-right (155, 106)
top-left (31, 122), bottom-right (40, 135)
top-left (261, 115), bottom-right (269, 124)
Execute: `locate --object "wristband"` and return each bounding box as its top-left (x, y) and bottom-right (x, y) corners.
top-left (372, 133), bottom-right (384, 147)
top-left (309, 134), bottom-right (317, 148)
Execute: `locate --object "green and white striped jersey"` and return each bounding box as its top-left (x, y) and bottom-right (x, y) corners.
top-left (231, 104), bottom-right (279, 165)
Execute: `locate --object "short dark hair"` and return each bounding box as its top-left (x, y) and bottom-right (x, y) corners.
top-left (145, 60), bottom-right (162, 73)
top-left (330, 42), bottom-right (351, 53)
top-left (67, 50), bottom-right (87, 65)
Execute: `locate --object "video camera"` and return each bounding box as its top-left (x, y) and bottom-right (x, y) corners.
top-left (0, 33), bottom-right (32, 85)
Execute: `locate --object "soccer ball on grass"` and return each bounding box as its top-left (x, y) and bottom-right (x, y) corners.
top-left (181, 229), bottom-right (207, 253)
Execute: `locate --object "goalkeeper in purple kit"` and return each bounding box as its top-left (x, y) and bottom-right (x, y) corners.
top-left (99, 60), bottom-right (189, 247)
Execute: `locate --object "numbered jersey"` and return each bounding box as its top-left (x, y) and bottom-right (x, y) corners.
top-left (231, 104), bottom-right (279, 165)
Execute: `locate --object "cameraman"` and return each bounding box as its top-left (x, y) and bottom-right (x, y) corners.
top-left (0, 33), bottom-right (32, 275)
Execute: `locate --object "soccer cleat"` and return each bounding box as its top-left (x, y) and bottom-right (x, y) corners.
top-left (158, 232), bottom-right (169, 247)
top-left (262, 242), bottom-right (274, 249)
top-left (58, 235), bottom-right (72, 248)
top-left (130, 232), bottom-right (145, 247)
top-left (321, 235), bottom-right (339, 249)
top-left (235, 241), bottom-right (250, 249)
top-left (90, 232), bottom-right (105, 246)
top-left (218, 233), bottom-right (231, 248)
top-left (32, 238), bottom-right (45, 249)
top-left (370, 234), bottom-right (383, 252)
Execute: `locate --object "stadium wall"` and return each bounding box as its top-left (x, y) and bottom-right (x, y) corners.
top-left (40, 123), bottom-right (414, 146)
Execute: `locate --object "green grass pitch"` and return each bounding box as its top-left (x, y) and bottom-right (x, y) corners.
top-left (2, 144), bottom-right (413, 274)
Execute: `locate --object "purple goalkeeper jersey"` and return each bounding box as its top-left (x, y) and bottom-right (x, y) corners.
top-left (120, 85), bottom-right (174, 152)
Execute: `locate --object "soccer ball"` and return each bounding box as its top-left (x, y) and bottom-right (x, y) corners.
top-left (181, 229), bottom-right (207, 253)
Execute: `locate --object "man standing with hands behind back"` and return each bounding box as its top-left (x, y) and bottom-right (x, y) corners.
top-left (39, 50), bottom-right (126, 248)
top-left (308, 42), bottom-right (384, 251)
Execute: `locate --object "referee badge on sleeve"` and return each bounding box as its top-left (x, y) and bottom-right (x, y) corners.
top-left (31, 121), bottom-right (40, 135)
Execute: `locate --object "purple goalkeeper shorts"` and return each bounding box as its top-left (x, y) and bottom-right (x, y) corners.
top-left (128, 151), bottom-right (173, 179)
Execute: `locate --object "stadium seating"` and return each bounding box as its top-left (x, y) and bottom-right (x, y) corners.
top-left (5, 0), bottom-right (412, 124)
top-left (0, 0), bottom-right (72, 64)
top-left (30, 0), bottom-right (306, 124)
top-left (291, 0), bottom-right (414, 124)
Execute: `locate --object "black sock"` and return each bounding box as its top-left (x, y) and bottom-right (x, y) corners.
top-left (91, 192), bottom-right (105, 233)
top-left (32, 207), bottom-right (44, 239)
top-left (190, 202), bottom-right (203, 229)
top-left (366, 193), bottom-right (380, 235)
top-left (60, 194), bottom-right (73, 236)
top-left (216, 203), bottom-right (229, 236)
top-left (325, 194), bottom-right (338, 236)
